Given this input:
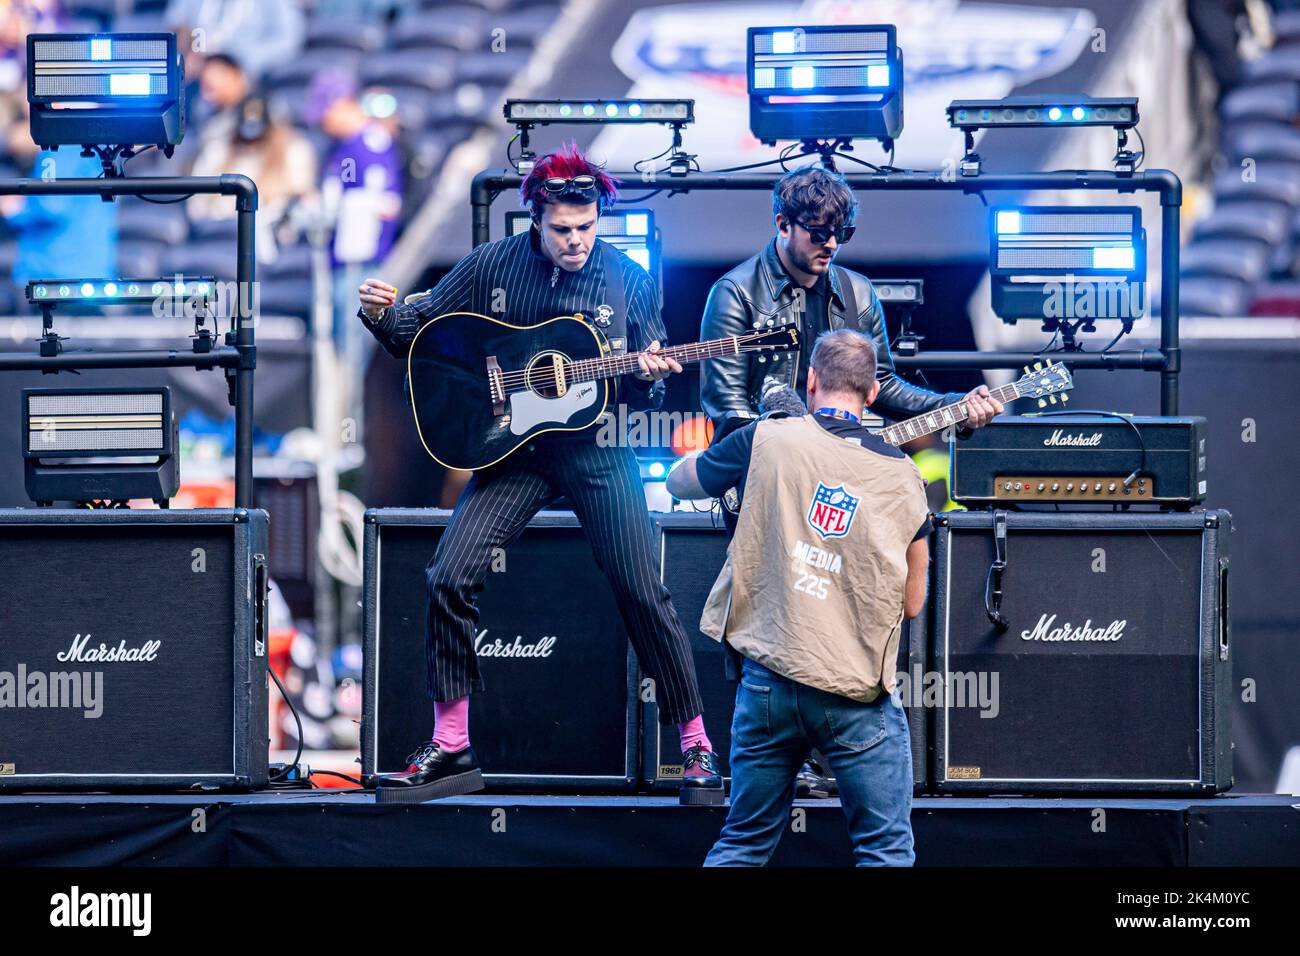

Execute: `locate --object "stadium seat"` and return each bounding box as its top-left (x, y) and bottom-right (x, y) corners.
top-left (1180, 239), bottom-right (1270, 284)
top-left (1213, 165), bottom-right (1300, 208)
top-left (1226, 124), bottom-right (1300, 165)
top-left (116, 202), bottom-right (190, 247)
top-left (452, 50), bottom-right (532, 86)
top-left (189, 218), bottom-right (241, 243)
top-left (1270, 9), bottom-right (1300, 47)
top-left (1175, 276), bottom-right (1251, 317)
top-left (257, 277), bottom-right (313, 319)
top-left (263, 243), bottom-right (313, 281)
top-left (1193, 202), bottom-right (1290, 246)
top-left (390, 9), bottom-right (487, 52)
top-left (1240, 48), bottom-right (1300, 85)
top-left (116, 240), bottom-right (165, 279)
top-left (1220, 83), bottom-right (1299, 127)
top-left (159, 241), bottom-right (236, 281)
top-left (1249, 280), bottom-right (1300, 316)
top-left (305, 18), bottom-right (383, 53)
top-left (265, 48), bottom-right (363, 89)
top-left (359, 49), bottom-right (457, 93)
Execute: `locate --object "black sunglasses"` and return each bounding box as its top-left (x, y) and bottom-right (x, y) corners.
top-left (793, 218), bottom-right (855, 245)
top-left (542, 175), bottom-right (598, 195)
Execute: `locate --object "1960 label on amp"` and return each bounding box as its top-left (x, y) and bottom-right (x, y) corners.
top-left (659, 765), bottom-right (684, 778)
top-left (947, 766), bottom-right (981, 779)
top-left (0, 763), bottom-right (15, 775)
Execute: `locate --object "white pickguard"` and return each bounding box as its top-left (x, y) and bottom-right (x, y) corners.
top-left (508, 382), bottom-right (601, 435)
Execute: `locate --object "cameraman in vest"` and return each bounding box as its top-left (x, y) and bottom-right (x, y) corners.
top-left (667, 329), bottom-right (930, 866)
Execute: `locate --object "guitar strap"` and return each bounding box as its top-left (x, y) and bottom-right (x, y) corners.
top-left (596, 241), bottom-right (629, 355)
top-left (834, 265), bottom-right (859, 331)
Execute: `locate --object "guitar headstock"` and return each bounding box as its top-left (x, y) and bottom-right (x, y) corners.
top-left (1014, 359), bottom-right (1074, 408)
top-left (738, 323), bottom-right (800, 355)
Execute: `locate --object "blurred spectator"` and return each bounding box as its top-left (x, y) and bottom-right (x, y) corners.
top-left (183, 51), bottom-right (250, 151)
top-left (2, 149), bottom-right (116, 289)
top-left (1188, 0), bottom-right (1250, 102)
top-left (310, 72), bottom-right (403, 426)
top-left (188, 92), bottom-right (318, 262)
top-left (166, 0), bottom-right (304, 85)
top-left (0, 1), bottom-right (61, 92)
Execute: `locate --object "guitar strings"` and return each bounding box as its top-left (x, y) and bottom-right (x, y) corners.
top-left (494, 330), bottom-right (782, 394)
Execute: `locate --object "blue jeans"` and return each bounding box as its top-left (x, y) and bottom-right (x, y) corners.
top-left (704, 658), bottom-right (915, 867)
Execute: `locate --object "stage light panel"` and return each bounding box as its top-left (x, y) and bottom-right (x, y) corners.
top-left (747, 23), bottom-right (902, 145)
top-left (27, 32), bottom-right (184, 148)
top-left (989, 206), bottom-right (1146, 322)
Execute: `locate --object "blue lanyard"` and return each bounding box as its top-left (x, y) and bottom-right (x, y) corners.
top-left (814, 407), bottom-right (860, 424)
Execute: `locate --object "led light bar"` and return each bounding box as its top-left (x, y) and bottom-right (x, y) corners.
top-left (747, 24), bottom-right (903, 145)
top-left (26, 276), bottom-right (217, 305)
top-left (990, 206), bottom-right (1146, 323)
top-left (505, 99), bottom-right (693, 125)
top-left (948, 95), bottom-right (1138, 130)
top-left (27, 32), bottom-right (184, 148)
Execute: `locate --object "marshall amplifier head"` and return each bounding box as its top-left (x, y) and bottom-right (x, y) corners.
top-left (931, 510), bottom-right (1232, 794)
top-left (0, 508), bottom-right (269, 790)
top-left (362, 509), bottom-right (639, 791)
top-left (951, 414), bottom-right (1207, 507)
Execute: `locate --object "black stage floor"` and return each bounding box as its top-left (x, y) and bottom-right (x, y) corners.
top-left (0, 791), bottom-right (1296, 866)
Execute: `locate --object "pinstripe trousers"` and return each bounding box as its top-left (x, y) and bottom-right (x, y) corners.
top-left (424, 434), bottom-right (705, 726)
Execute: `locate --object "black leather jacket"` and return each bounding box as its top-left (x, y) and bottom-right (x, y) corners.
top-left (700, 239), bottom-right (966, 430)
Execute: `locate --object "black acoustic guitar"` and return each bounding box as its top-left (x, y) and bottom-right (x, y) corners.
top-left (407, 311), bottom-right (799, 471)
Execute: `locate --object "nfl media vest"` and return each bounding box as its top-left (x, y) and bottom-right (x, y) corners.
top-left (700, 415), bottom-right (930, 703)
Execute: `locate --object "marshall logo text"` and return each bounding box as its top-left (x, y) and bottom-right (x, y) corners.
top-left (57, 634), bottom-right (161, 664)
top-left (1021, 614), bottom-right (1127, 643)
top-left (1043, 430), bottom-right (1103, 447)
top-left (473, 630), bottom-right (556, 659)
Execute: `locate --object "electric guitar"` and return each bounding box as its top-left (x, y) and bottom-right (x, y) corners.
top-left (407, 311), bottom-right (800, 471)
top-left (719, 360), bottom-right (1075, 515)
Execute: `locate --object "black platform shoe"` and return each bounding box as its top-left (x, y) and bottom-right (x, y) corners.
top-left (679, 744), bottom-right (725, 806)
top-left (374, 741), bottom-right (485, 804)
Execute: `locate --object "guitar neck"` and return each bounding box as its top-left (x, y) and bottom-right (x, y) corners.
top-left (876, 380), bottom-right (1021, 446)
top-left (568, 337), bottom-right (747, 383)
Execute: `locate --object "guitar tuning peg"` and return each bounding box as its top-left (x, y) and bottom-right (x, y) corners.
top-left (1033, 362), bottom-right (1043, 371)
top-left (1038, 398), bottom-right (1046, 408)
top-left (1060, 393), bottom-right (1069, 402)
top-left (1023, 365), bottom-right (1031, 374)
top-left (1049, 395), bottom-right (1058, 404)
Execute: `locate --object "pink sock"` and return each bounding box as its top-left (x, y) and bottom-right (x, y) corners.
top-left (678, 714), bottom-right (712, 754)
top-left (432, 696), bottom-right (470, 752)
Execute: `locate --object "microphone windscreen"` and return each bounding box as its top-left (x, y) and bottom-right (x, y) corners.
top-left (759, 380), bottom-right (808, 419)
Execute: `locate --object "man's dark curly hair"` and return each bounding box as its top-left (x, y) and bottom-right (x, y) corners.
top-left (772, 166), bottom-right (859, 228)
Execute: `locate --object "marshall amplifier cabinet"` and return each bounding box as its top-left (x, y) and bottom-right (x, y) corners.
top-left (645, 512), bottom-right (928, 795)
top-left (0, 508), bottom-right (270, 791)
top-left (362, 509), bottom-right (639, 791)
top-left (951, 415), bottom-right (1207, 508)
top-left (931, 510), bottom-right (1232, 794)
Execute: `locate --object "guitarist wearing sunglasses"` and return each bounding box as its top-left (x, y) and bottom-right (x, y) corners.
top-left (355, 144), bottom-right (723, 805)
top-left (698, 165), bottom-right (1003, 798)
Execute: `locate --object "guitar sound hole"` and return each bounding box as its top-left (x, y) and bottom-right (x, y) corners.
top-left (523, 352), bottom-right (566, 398)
